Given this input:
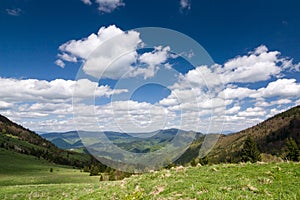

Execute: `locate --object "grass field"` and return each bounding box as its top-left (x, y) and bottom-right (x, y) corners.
top-left (0, 148), bottom-right (299, 199)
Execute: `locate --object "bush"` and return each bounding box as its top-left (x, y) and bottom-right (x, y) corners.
top-left (261, 153), bottom-right (283, 163)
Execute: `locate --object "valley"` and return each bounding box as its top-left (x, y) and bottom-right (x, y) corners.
top-left (0, 106), bottom-right (299, 199)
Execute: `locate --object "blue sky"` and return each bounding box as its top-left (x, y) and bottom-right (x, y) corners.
top-left (0, 0), bottom-right (300, 133)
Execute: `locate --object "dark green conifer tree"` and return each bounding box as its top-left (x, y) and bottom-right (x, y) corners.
top-left (285, 137), bottom-right (300, 161)
top-left (241, 136), bottom-right (261, 163)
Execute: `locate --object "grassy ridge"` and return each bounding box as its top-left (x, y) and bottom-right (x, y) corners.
top-left (0, 151), bottom-right (299, 200)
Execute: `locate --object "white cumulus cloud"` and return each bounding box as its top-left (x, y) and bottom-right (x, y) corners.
top-left (221, 45), bottom-right (282, 83)
top-left (57, 25), bottom-right (172, 80)
top-left (254, 79), bottom-right (300, 98)
top-left (0, 77), bottom-right (126, 103)
top-left (238, 107), bottom-right (266, 117)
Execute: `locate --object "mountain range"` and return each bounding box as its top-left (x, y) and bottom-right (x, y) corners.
top-left (1, 105), bottom-right (299, 167)
top-left (41, 129), bottom-right (203, 154)
top-left (41, 105), bottom-right (300, 164)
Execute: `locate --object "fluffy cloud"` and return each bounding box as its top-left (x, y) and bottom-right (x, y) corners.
top-left (221, 87), bottom-right (256, 100)
top-left (130, 46), bottom-right (171, 79)
top-left (221, 45), bottom-right (282, 83)
top-left (226, 105), bottom-right (241, 115)
top-left (170, 45), bottom-right (299, 113)
top-left (58, 25), bottom-right (141, 79)
top-left (81, 0), bottom-right (124, 13)
top-left (238, 107), bottom-right (266, 117)
top-left (139, 46), bottom-right (170, 68)
top-left (155, 45), bottom-right (300, 133)
top-left (184, 65), bottom-right (222, 88)
top-left (59, 25), bottom-right (125, 60)
top-left (255, 98), bottom-right (292, 107)
top-left (57, 25), bottom-right (171, 79)
top-left (72, 100), bottom-right (172, 132)
top-left (254, 79), bottom-right (300, 98)
top-left (182, 45), bottom-right (294, 87)
top-left (106, 100), bottom-right (168, 132)
top-left (0, 77), bottom-right (127, 131)
top-left (0, 78), bottom-right (126, 103)
top-left (0, 101), bottom-right (13, 110)
top-left (220, 78), bottom-right (300, 103)
top-left (74, 79), bottom-right (128, 98)
top-left (252, 45), bottom-right (268, 55)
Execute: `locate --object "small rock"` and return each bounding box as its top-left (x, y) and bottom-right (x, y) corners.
top-left (150, 185), bottom-right (165, 195)
top-left (247, 184), bottom-right (259, 192)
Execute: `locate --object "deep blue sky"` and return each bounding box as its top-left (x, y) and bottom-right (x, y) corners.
top-left (1, 0), bottom-right (300, 81)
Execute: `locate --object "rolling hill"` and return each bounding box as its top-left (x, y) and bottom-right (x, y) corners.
top-left (208, 105), bottom-right (300, 163)
top-left (41, 129), bottom-right (203, 154)
top-left (0, 115), bottom-right (92, 168)
top-left (2, 105), bottom-right (299, 170)
top-left (169, 106), bottom-right (300, 165)
top-left (40, 106), bottom-right (300, 165)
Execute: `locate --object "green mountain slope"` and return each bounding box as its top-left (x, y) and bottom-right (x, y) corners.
top-left (208, 105), bottom-right (300, 163)
top-left (0, 115), bottom-right (91, 168)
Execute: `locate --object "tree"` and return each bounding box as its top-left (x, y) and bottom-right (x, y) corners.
top-left (285, 137), bottom-right (300, 161)
top-left (241, 136), bottom-right (261, 163)
top-left (89, 165), bottom-right (100, 176)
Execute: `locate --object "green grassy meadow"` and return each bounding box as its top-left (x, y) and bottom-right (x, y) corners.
top-left (0, 148), bottom-right (299, 199)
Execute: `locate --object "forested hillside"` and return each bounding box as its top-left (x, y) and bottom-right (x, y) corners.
top-left (0, 115), bottom-right (91, 167)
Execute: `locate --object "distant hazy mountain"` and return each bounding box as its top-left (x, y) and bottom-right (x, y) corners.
top-left (41, 106), bottom-right (300, 164)
top-left (0, 105), bottom-right (298, 173)
top-left (41, 129), bottom-right (203, 154)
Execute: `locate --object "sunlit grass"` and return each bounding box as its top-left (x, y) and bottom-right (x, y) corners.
top-left (1, 150), bottom-right (299, 200)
